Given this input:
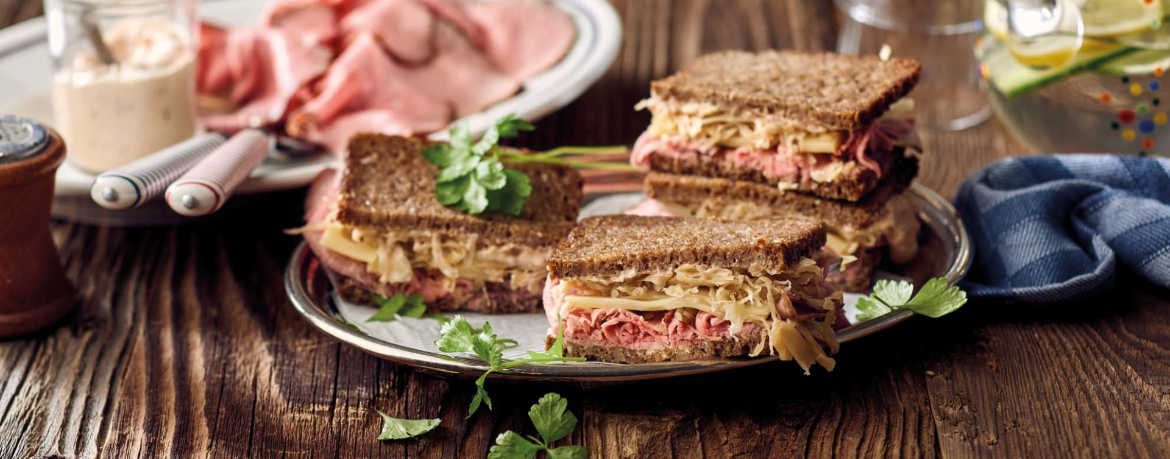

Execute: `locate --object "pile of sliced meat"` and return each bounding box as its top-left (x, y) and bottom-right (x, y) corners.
top-left (197, 0), bottom-right (576, 154)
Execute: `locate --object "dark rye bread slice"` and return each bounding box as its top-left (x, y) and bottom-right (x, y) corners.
top-left (646, 146), bottom-right (916, 202)
top-left (546, 332), bottom-right (764, 364)
top-left (547, 215), bottom-right (826, 279)
top-left (337, 133), bottom-right (584, 247)
top-left (645, 153), bottom-right (918, 229)
top-left (651, 50), bottom-right (921, 132)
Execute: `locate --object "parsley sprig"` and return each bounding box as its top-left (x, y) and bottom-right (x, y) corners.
top-left (488, 393), bottom-right (587, 459)
top-left (856, 277), bottom-right (968, 322)
top-left (376, 412), bottom-right (440, 441)
top-left (366, 293), bottom-right (427, 322)
top-left (422, 114), bottom-right (631, 216)
top-left (435, 315), bottom-right (583, 416)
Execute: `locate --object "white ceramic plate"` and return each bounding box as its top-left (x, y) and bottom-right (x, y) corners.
top-left (285, 184), bottom-right (973, 381)
top-left (0, 0), bottom-right (621, 220)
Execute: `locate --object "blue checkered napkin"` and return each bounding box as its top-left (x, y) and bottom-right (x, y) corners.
top-left (953, 154), bottom-right (1170, 303)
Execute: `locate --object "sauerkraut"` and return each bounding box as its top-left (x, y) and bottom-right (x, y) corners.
top-left (316, 214), bottom-right (548, 292)
top-left (558, 259), bottom-right (842, 372)
top-left (636, 95), bottom-right (919, 155)
top-left (665, 195), bottom-right (921, 261)
top-left (637, 95), bottom-right (842, 152)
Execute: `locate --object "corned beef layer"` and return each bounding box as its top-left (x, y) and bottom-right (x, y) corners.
top-left (543, 278), bottom-right (850, 354)
top-left (558, 306), bottom-right (762, 350)
top-left (631, 118), bottom-right (915, 187)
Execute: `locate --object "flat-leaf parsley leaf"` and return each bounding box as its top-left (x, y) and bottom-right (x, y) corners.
top-left (488, 393), bottom-right (587, 459)
top-left (488, 431), bottom-right (542, 459)
top-left (434, 315), bottom-right (583, 416)
top-left (367, 293), bottom-right (427, 322)
top-left (856, 277), bottom-right (968, 322)
top-left (376, 411), bottom-right (439, 441)
top-left (422, 113), bottom-right (629, 216)
top-left (529, 393), bottom-right (577, 444)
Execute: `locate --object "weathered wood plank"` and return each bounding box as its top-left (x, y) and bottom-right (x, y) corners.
top-left (924, 285), bottom-right (1170, 459)
top-left (0, 0), bottom-right (1168, 458)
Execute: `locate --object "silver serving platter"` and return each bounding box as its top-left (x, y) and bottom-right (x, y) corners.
top-left (285, 183), bottom-right (971, 381)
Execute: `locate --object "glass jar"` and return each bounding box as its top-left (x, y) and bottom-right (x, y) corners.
top-left (979, 35), bottom-right (1170, 157)
top-left (45, 0), bottom-right (199, 173)
top-left (976, 0), bottom-right (1170, 157)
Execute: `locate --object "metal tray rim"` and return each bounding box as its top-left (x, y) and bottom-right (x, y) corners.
top-left (285, 183), bottom-right (971, 381)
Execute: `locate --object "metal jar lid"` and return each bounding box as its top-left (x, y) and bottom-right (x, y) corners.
top-left (0, 115), bottom-right (64, 188)
top-left (0, 115), bottom-right (49, 165)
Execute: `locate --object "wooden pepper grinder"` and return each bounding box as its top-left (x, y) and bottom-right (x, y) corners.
top-left (0, 115), bottom-right (75, 337)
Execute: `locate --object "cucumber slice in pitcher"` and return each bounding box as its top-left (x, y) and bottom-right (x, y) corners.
top-left (982, 38), bottom-right (1136, 97)
top-left (1097, 48), bottom-right (1170, 75)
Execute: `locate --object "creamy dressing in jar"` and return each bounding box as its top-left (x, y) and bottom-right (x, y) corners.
top-left (51, 14), bottom-right (197, 173)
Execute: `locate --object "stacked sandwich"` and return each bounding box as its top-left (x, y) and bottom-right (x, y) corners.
top-left (629, 50), bottom-right (925, 292)
top-left (543, 215), bottom-right (845, 372)
top-left (300, 128), bottom-right (848, 373)
top-left (302, 133), bottom-right (583, 313)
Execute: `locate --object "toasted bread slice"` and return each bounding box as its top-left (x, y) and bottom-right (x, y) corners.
top-left (546, 330), bottom-right (765, 363)
top-left (337, 133), bottom-right (584, 247)
top-left (644, 153), bottom-right (918, 229)
top-left (651, 50), bottom-right (921, 132)
top-left (547, 215), bottom-right (825, 279)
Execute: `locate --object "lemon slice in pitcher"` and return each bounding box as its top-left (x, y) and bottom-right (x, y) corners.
top-left (1080, 0), bottom-right (1163, 37)
top-left (988, 0), bottom-right (1164, 39)
top-left (1009, 37), bottom-right (1083, 68)
top-left (1003, 0), bottom-right (1086, 69)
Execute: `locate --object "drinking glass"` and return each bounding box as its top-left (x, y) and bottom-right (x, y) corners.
top-left (836, 0), bottom-right (991, 131)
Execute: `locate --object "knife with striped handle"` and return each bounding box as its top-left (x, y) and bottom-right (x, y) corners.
top-left (90, 132), bottom-right (227, 210)
top-left (165, 129), bottom-right (272, 217)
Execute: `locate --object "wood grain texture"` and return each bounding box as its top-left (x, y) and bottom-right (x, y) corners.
top-left (1, 0), bottom-right (1168, 458)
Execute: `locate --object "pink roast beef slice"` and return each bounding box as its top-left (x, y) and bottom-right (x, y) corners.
top-left (200, 0), bottom-right (565, 142)
top-left (304, 168), bottom-right (338, 226)
top-left (340, 0), bottom-right (436, 63)
top-left (299, 110), bottom-right (436, 156)
top-left (262, 0), bottom-right (339, 48)
top-left (631, 118), bottom-right (916, 182)
top-left (287, 33), bottom-right (452, 152)
top-left (417, 0), bottom-right (488, 50)
top-left (464, 0), bottom-right (575, 80)
top-left (557, 307), bottom-right (756, 350)
top-left (837, 117), bottom-right (916, 176)
top-left (622, 198), bottom-right (676, 217)
top-left (200, 27), bottom-right (332, 132)
top-left (196, 23), bottom-right (231, 95)
top-left (693, 311), bottom-right (731, 339)
top-left (338, 0), bottom-right (489, 64)
top-left (403, 20), bottom-right (520, 117)
top-left (544, 278), bottom-right (752, 349)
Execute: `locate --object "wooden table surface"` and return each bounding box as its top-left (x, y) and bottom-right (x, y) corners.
top-left (2, 1), bottom-right (1169, 458)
